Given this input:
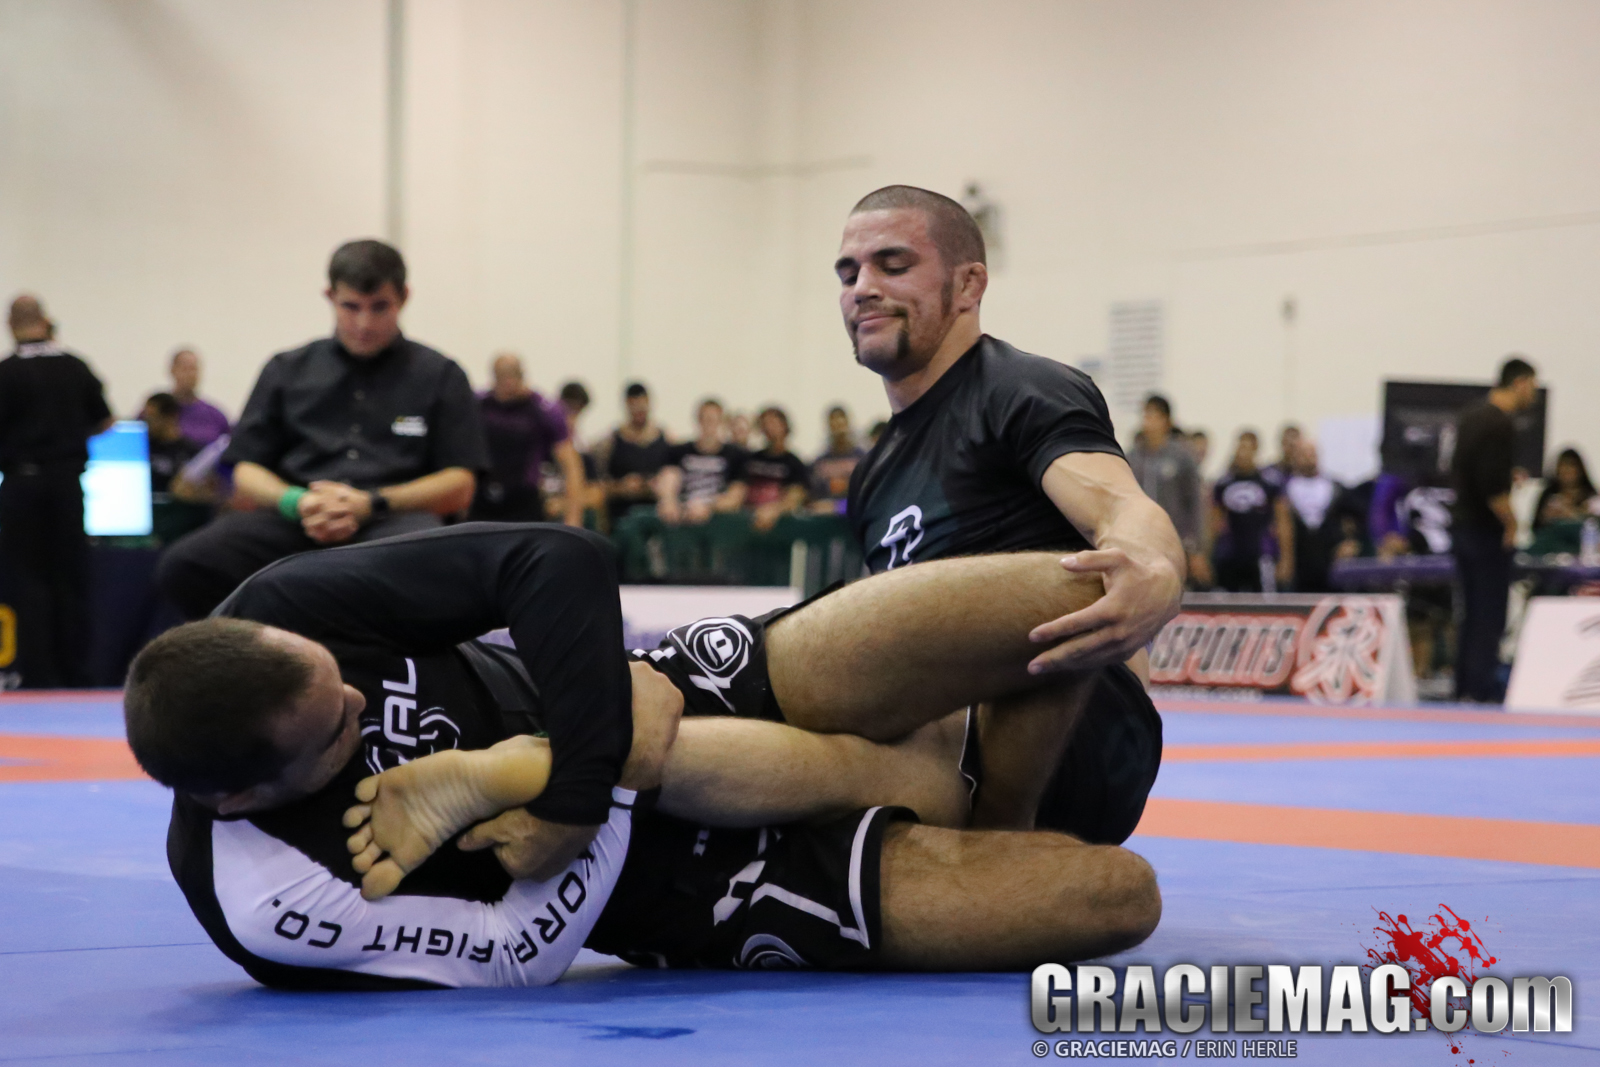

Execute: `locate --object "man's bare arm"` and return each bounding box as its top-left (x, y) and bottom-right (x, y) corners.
top-left (233, 460), bottom-right (294, 509)
top-left (1028, 452), bottom-right (1185, 674)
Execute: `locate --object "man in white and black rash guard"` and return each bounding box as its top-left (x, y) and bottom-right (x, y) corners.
top-left (130, 524), bottom-right (1161, 989)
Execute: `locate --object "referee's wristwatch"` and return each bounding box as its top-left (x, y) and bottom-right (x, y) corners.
top-left (367, 489), bottom-right (391, 519)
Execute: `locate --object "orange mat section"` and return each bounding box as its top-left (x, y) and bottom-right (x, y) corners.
top-left (1136, 798), bottom-right (1600, 869)
top-left (1165, 738), bottom-right (1600, 762)
top-left (0, 734), bottom-right (148, 782)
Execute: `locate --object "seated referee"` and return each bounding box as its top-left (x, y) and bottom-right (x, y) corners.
top-left (157, 240), bottom-right (488, 619)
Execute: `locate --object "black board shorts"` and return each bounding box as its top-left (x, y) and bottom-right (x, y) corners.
top-left (629, 602), bottom-right (798, 722)
top-left (588, 804), bottom-right (916, 970)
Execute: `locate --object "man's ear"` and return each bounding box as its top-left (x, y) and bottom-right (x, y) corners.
top-left (344, 684), bottom-right (366, 717)
top-left (957, 262), bottom-right (988, 312)
top-left (393, 284), bottom-right (410, 310)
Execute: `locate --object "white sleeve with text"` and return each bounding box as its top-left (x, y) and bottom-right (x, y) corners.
top-left (211, 788), bottom-right (634, 988)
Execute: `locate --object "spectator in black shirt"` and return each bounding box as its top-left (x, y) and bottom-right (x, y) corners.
top-left (657, 398), bottom-right (746, 524)
top-left (0, 294), bottom-right (112, 687)
top-left (740, 406), bottom-right (810, 531)
top-left (838, 185), bottom-right (1179, 842)
top-left (157, 240), bottom-right (488, 619)
top-left (1209, 430), bottom-right (1294, 592)
top-left (1450, 356), bottom-right (1539, 702)
top-left (598, 382), bottom-right (671, 527)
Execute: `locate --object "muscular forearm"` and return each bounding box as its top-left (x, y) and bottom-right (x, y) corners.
top-left (1104, 496), bottom-right (1185, 585)
top-left (233, 461), bottom-right (293, 508)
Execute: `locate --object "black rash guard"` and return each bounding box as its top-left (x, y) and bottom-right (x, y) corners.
top-left (847, 335), bottom-right (1123, 573)
top-left (168, 522), bottom-right (637, 989)
top-left (214, 522), bottom-right (631, 826)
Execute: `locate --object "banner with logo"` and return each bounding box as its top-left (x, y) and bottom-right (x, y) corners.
top-left (1148, 593), bottom-right (1416, 705)
top-left (1505, 597), bottom-right (1600, 714)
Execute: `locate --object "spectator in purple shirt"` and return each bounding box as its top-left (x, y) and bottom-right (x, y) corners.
top-left (168, 348), bottom-right (231, 448)
top-left (471, 352), bottom-right (587, 525)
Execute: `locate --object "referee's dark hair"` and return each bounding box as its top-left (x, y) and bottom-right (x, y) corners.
top-left (1498, 355), bottom-right (1537, 389)
top-left (624, 381), bottom-right (649, 400)
top-left (851, 185), bottom-right (986, 269)
top-left (328, 239), bottom-right (407, 295)
top-left (123, 619), bottom-right (314, 795)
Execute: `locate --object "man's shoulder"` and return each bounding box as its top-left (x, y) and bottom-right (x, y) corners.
top-left (973, 335), bottom-right (1096, 389)
top-left (396, 337), bottom-right (468, 377)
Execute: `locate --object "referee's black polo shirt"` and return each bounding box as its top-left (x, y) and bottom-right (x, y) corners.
top-left (0, 342), bottom-right (112, 476)
top-left (223, 334), bottom-right (489, 490)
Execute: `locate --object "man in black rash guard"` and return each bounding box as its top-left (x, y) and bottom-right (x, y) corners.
top-left (129, 523), bottom-right (1160, 989)
top-left (837, 186), bottom-right (1184, 842)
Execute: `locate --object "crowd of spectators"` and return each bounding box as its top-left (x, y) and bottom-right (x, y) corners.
top-left (5, 238), bottom-right (1594, 692)
top-left (1128, 388), bottom-right (1596, 598)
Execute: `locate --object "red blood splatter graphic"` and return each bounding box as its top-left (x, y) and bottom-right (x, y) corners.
top-left (1365, 905), bottom-right (1498, 1019)
top-left (1363, 905), bottom-right (1504, 1064)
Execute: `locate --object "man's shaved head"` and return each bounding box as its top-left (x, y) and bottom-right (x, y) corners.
top-left (8, 293), bottom-right (52, 341)
top-left (850, 186), bottom-right (986, 269)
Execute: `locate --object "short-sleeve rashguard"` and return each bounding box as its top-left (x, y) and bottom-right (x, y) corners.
top-left (847, 336), bottom-right (1123, 573)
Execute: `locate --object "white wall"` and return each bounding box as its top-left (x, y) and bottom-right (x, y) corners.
top-left (780, 0), bottom-right (1600, 467)
top-left (0, 0), bottom-right (387, 421)
top-left (3, 0), bottom-right (1598, 464)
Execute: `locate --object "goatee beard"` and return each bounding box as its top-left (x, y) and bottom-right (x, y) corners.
top-left (853, 316), bottom-right (912, 371)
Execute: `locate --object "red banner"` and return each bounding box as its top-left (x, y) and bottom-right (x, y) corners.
top-left (1149, 594), bottom-right (1414, 705)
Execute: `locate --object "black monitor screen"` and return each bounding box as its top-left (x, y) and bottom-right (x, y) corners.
top-left (1380, 380), bottom-right (1546, 484)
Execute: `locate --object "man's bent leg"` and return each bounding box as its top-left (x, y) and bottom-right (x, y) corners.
top-left (877, 823), bottom-right (1160, 969)
top-left (349, 713), bottom-right (972, 898)
top-left (766, 552), bottom-right (1104, 740)
top-left (351, 511), bottom-right (443, 544)
top-left (660, 713), bottom-right (970, 829)
top-left (970, 673), bottom-right (1100, 830)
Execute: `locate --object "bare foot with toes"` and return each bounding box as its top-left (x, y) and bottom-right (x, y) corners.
top-left (343, 735), bottom-right (552, 900)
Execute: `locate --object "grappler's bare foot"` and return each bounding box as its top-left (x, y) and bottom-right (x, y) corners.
top-left (343, 735), bottom-right (552, 900)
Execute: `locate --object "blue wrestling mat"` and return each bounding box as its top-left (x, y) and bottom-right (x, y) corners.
top-left (1, 693), bottom-right (1596, 1065)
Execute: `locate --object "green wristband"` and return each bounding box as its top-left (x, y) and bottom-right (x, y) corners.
top-left (277, 486), bottom-right (307, 521)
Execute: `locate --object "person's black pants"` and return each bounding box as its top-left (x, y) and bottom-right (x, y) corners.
top-left (1454, 525), bottom-right (1512, 702)
top-left (1213, 554), bottom-right (1263, 593)
top-left (0, 472), bottom-right (89, 688)
top-left (156, 508), bottom-right (442, 620)
top-left (470, 484), bottom-right (544, 523)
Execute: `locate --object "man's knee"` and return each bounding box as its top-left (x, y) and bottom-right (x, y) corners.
top-left (1085, 846), bottom-right (1161, 953)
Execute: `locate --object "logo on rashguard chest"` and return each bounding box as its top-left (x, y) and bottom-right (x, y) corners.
top-left (361, 657), bottom-right (461, 772)
top-left (880, 505), bottom-right (924, 569)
